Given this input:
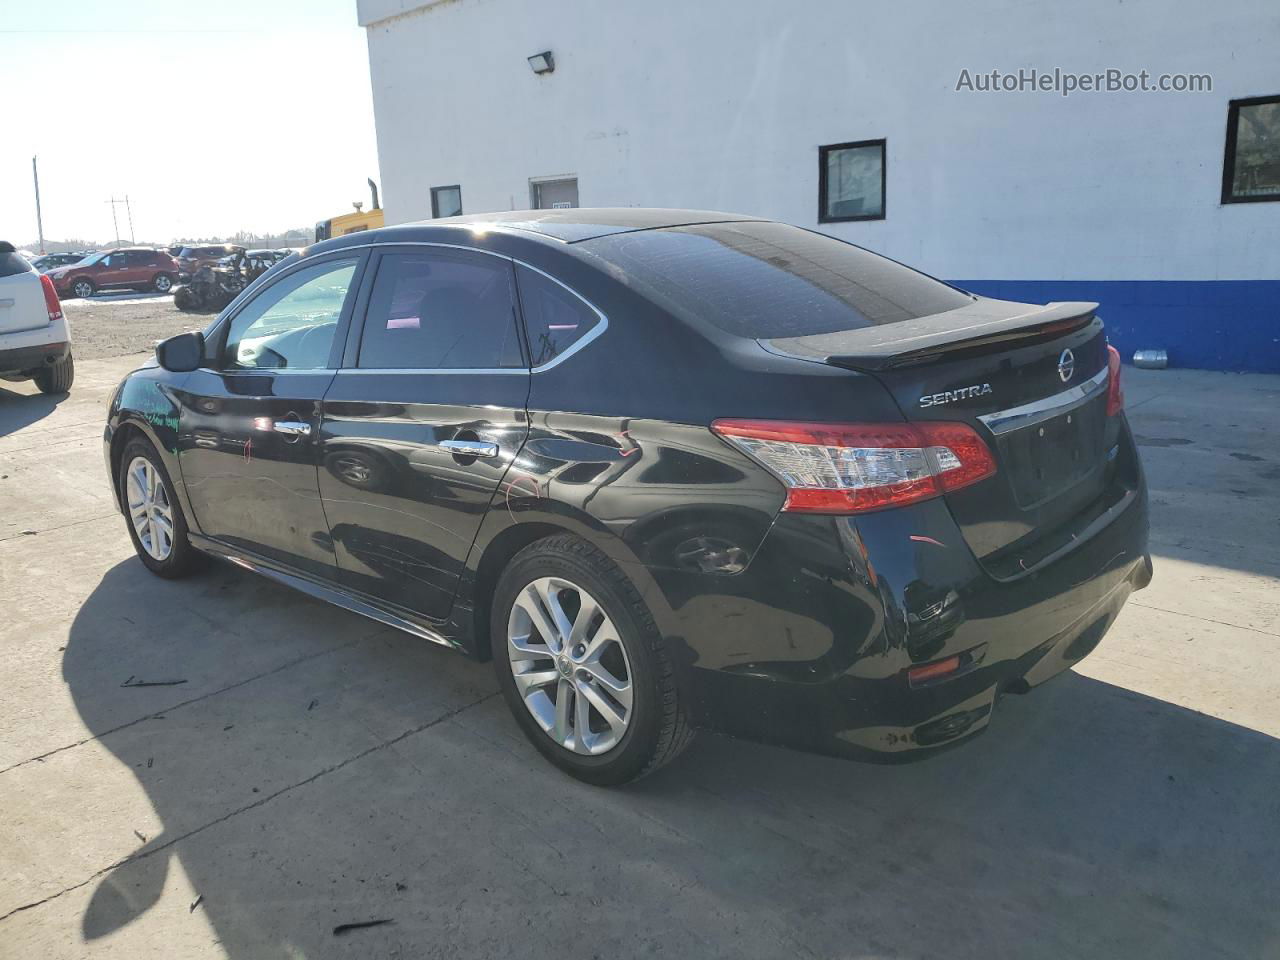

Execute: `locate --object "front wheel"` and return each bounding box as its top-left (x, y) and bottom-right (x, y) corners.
top-left (152, 273), bottom-right (173, 293)
top-left (491, 535), bottom-right (694, 785)
top-left (118, 438), bottom-right (203, 578)
top-left (33, 352), bottom-right (74, 394)
top-left (71, 278), bottom-right (94, 299)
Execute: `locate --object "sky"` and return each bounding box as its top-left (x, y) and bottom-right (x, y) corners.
top-left (1, 0), bottom-right (380, 247)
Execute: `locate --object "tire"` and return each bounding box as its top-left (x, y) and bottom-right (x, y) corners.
top-left (118, 437), bottom-right (204, 579)
top-left (71, 278), bottom-right (94, 299)
top-left (33, 352), bottom-right (74, 394)
top-left (491, 534), bottom-right (694, 785)
top-left (173, 286), bottom-right (195, 311)
top-left (152, 273), bottom-right (173, 293)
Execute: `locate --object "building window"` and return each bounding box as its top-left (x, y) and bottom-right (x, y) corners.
top-left (1222, 96), bottom-right (1280, 204)
top-left (531, 177), bottom-right (579, 209)
top-left (819, 139), bottom-right (886, 223)
top-left (430, 185), bottom-right (463, 218)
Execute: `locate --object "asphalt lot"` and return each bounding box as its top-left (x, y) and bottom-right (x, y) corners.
top-left (1, 334), bottom-right (1278, 958)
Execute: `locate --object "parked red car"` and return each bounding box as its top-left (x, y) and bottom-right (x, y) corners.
top-left (48, 248), bottom-right (181, 299)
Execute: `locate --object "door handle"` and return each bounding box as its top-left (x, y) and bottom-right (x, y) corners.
top-left (272, 420), bottom-right (312, 437)
top-left (437, 439), bottom-right (499, 459)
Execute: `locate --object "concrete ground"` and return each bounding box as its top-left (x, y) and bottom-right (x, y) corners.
top-left (1, 355), bottom-right (1278, 960)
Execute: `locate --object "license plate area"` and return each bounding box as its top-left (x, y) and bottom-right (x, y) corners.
top-left (999, 397), bottom-right (1106, 508)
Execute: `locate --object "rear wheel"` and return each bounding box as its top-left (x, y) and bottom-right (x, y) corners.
top-left (33, 352), bottom-right (74, 394)
top-left (118, 438), bottom-right (203, 578)
top-left (71, 278), bottom-right (94, 299)
top-left (491, 535), bottom-right (694, 785)
top-left (152, 273), bottom-right (173, 293)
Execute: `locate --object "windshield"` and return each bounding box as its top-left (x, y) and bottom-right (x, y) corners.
top-left (74, 252), bottom-right (105, 266)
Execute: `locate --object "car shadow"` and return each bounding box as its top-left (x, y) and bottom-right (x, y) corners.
top-left (0, 383), bottom-right (66, 436)
top-left (60, 559), bottom-right (1280, 958)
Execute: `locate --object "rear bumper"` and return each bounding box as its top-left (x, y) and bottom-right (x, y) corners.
top-left (0, 340), bottom-right (69, 375)
top-left (658, 469), bottom-right (1150, 761)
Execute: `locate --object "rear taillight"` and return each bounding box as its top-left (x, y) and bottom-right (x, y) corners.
top-left (1105, 344), bottom-right (1124, 416)
top-left (39, 274), bottom-right (63, 323)
top-left (711, 419), bottom-right (997, 515)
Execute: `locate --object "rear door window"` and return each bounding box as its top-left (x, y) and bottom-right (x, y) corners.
top-left (515, 264), bottom-right (601, 366)
top-left (580, 220), bottom-right (972, 338)
top-left (0, 252), bottom-right (32, 278)
top-left (356, 251), bottom-right (523, 369)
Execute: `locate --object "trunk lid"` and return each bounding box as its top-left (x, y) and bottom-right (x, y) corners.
top-left (766, 298), bottom-right (1120, 572)
top-left (0, 270), bottom-right (51, 336)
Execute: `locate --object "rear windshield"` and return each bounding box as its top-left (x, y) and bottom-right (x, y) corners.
top-left (582, 221), bottom-right (972, 339)
top-left (0, 252), bottom-right (33, 278)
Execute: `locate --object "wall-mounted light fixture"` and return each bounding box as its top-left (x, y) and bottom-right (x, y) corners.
top-left (527, 51), bottom-right (555, 75)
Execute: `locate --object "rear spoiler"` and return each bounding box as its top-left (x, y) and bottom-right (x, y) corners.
top-left (765, 299), bottom-right (1099, 372)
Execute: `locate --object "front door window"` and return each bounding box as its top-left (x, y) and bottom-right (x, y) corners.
top-left (223, 259), bottom-right (357, 370)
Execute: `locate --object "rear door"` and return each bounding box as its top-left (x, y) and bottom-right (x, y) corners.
top-left (319, 245), bottom-right (529, 620)
top-left (174, 254), bottom-right (363, 579)
top-left (125, 250), bottom-right (156, 287)
top-left (0, 252), bottom-right (48, 335)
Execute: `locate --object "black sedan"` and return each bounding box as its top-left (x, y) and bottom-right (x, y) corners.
top-left (103, 209), bottom-right (1151, 784)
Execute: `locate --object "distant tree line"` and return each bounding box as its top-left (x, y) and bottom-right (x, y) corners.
top-left (17, 227), bottom-right (313, 254)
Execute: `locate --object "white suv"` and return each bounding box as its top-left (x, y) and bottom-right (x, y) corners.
top-left (0, 242), bottom-right (74, 393)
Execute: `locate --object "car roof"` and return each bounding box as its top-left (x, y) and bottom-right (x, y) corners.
top-left (398, 207), bottom-right (764, 244)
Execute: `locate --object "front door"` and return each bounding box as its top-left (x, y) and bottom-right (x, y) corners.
top-left (175, 254), bottom-right (363, 579)
top-left (319, 246), bottom-right (529, 620)
top-left (100, 251), bottom-right (137, 289)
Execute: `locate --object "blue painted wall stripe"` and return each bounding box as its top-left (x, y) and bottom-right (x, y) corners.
top-left (952, 280), bottom-right (1280, 374)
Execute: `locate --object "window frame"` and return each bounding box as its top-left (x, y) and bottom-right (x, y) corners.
top-left (818, 138), bottom-right (887, 224)
top-left (430, 184), bottom-right (463, 219)
top-left (209, 252), bottom-right (366, 373)
top-left (1221, 94), bottom-right (1280, 205)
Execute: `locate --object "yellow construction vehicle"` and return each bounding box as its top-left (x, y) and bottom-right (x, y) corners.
top-left (315, 179), bottom-right (385, 242)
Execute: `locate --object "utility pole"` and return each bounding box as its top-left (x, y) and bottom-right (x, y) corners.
top-left (32, 157), bottom-right (45, 254)
top-left (124, 195), bottom-right (135, 243)
top-left (107, 197), bottom-right (121, 246)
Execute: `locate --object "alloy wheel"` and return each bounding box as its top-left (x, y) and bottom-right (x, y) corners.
top-left (155, 275), bottom-right (172, 292)
top-left (507, 576), bottom-right (634, 755)
top-left (125, 456), bottom-right (174, 561)
top-left (73, 280), bottom-right (92, 298)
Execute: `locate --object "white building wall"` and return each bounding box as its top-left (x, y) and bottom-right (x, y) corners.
top-left (359, 0), bottom-right (1276, 284)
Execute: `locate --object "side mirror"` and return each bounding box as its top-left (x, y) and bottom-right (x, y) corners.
top-left (155, 331), bottom-right (205, 372)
